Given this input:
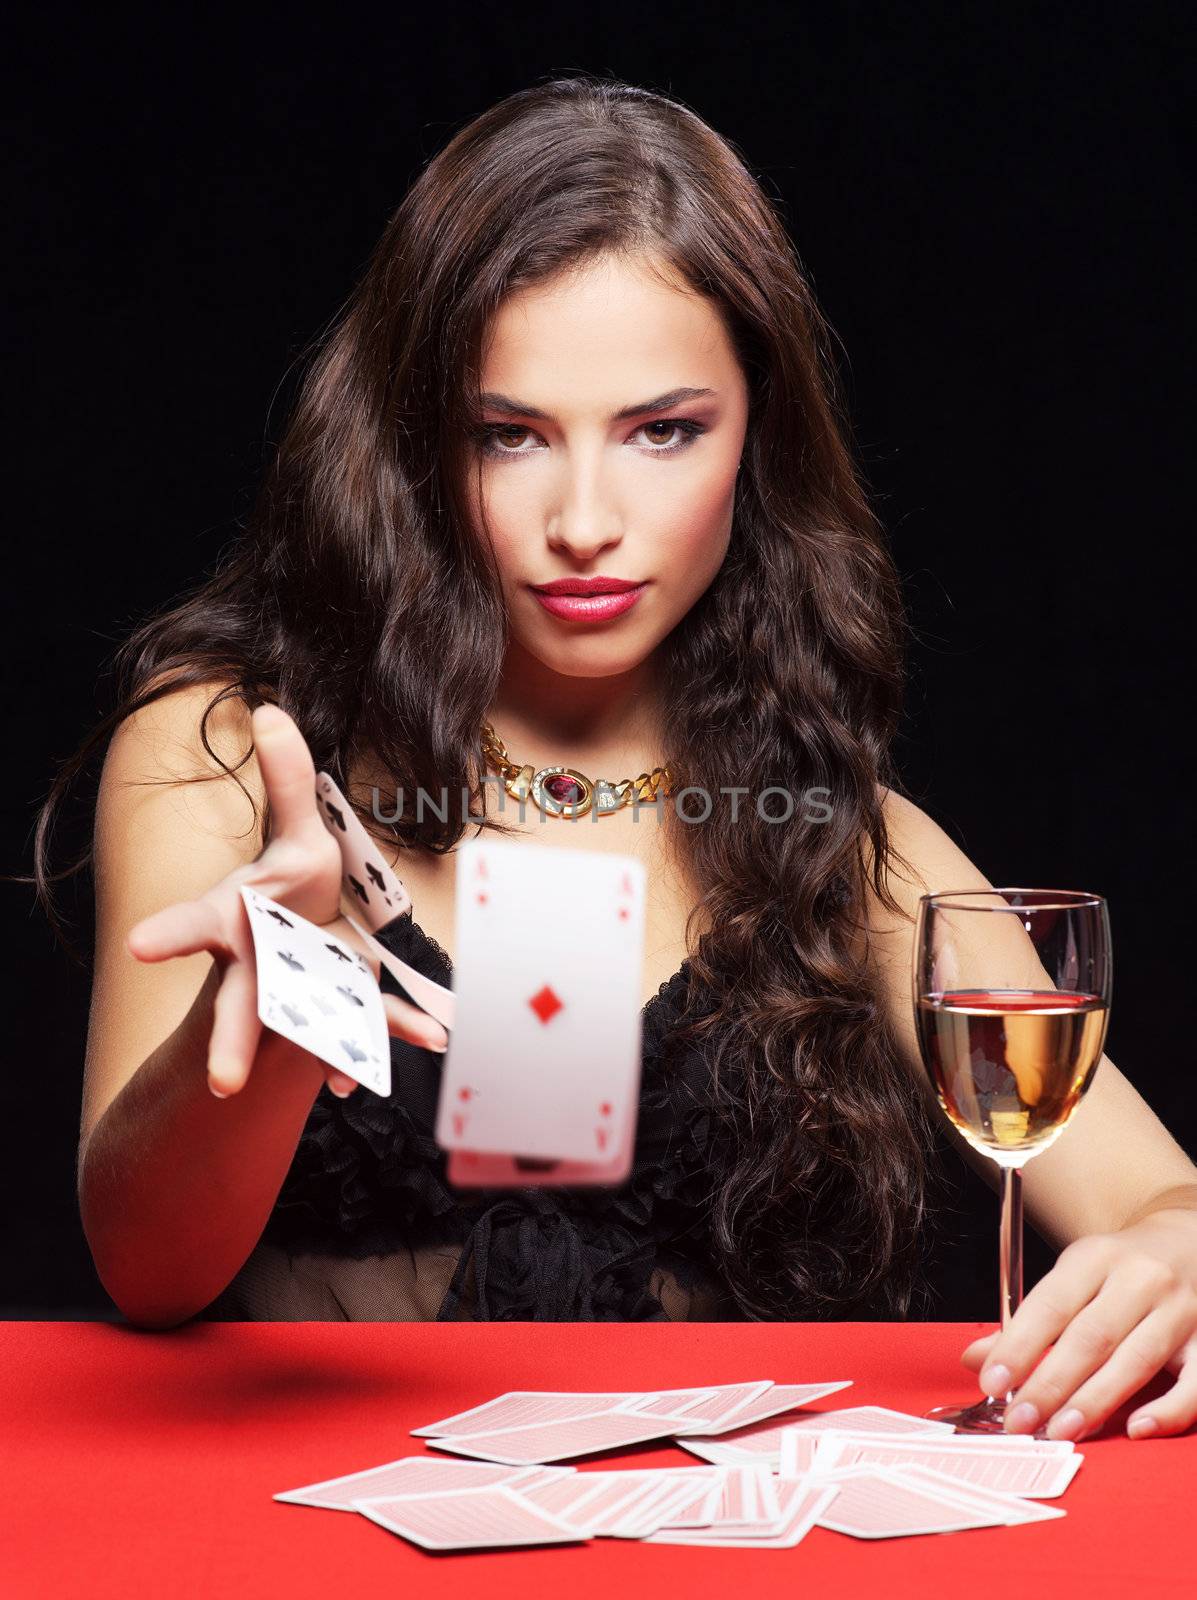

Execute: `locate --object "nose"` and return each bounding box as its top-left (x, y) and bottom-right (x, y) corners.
top-left (546, 452), bottom-right (624, 560)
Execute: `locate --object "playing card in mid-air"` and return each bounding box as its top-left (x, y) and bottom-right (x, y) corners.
top-left (315, 770), bottom-right (412, 931)
top-left (239, 884), bottom-right (391, 1095)
top-left (444, 1083), bottom-right (637, 1188)
top-left (435, 838), bottom-right (646, 1163)
top-left (309, 770), bottom-right (454, 1036)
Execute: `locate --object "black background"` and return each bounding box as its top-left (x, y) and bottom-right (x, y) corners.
top-left (4, 4), bottom-right (1192, 1317)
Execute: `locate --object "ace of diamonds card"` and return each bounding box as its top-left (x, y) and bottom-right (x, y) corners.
top-left (435, 837), bottom-right (646, 1163)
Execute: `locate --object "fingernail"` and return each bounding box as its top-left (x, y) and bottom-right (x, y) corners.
top-left (330, 1080), bottom-right (354, 1098)
top-left (1048, 1407), bottom-right (1085, 1440)
top-left (1006, 1401), bottom-right (1040, 1432)
top-left (1128, 1413), bottom-right (1159, 1439)
top-left (208, 1078), bottom-right (229, 1099)
top-left (253, 703), bottom-right (287, 731)
top-left (981, 1363), bottom-right (1013, 1398)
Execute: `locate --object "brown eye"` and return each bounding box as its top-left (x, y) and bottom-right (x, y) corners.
top-left (476, 423), bottom-right (539, 458)
top-left (634, 418), bottom-right (704, 453)
top-left (494, 426), bottom-right (530, 449)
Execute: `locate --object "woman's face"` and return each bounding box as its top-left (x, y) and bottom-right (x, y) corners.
top-left (467, 250), bottom-right (750, 683)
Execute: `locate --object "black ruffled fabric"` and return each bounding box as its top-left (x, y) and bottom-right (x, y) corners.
top-left (261, 913), bottom-right (737, 1320)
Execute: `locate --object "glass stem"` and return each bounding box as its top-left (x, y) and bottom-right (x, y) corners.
top-left (998, 1163), bottom-right (1024, 1405)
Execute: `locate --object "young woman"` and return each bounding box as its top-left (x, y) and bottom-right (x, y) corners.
top-left (36, 77), bottom-right (1197, 1441)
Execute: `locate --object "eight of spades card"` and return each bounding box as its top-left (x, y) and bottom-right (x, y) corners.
top-left (239, 883), bottom-right (392, 1095)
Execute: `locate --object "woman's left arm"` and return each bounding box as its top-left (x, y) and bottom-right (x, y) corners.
top-left (864, 788), bottom-right (1197, 1441)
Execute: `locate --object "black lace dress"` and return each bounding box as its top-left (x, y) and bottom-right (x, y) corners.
top-left (199, 911), bottom-right (745, 1321)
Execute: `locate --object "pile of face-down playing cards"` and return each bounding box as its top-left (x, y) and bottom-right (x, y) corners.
top-left (275, 1379), bottom-right (1082, 1551)
top-left (239, 773), bottom-right (650, 1187)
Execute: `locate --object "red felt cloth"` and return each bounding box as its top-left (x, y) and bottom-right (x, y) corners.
top-left (1, 1319), bottom-right (1189, 1598)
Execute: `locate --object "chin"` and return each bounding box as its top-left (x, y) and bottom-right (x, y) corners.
top-left (521, 633), bottom-right (662, 680)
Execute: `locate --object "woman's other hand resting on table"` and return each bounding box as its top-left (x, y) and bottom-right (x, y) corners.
top-left (960, 1203), bottom-right (1197, 1442)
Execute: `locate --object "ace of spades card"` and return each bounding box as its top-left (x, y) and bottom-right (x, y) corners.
top-left (435, 837), bottom-right (646, 1165)
top-left (239, 884), bottom-right (392, 1095)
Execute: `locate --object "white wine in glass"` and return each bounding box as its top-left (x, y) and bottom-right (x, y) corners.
top-left (913, 889), bottom-right (1111, 1433)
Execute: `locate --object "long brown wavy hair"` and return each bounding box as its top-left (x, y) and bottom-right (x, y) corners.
top-left (27, 74), bottom-right (942, 1320)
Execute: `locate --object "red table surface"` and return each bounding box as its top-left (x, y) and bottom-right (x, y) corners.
top-left (1, 1318), bottom-right (1190, 1599)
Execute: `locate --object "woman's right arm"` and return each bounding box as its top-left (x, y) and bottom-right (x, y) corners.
top-left (77, 687), bottom-right (446, 1330)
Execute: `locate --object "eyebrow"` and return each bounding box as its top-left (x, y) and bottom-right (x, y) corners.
top-left (477, 386), bottom-right (717, 423)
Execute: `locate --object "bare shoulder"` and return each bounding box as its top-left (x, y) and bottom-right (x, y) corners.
top-left (855, 785), bottom-right (994, 1082)
top-left (96, 676), bottom-right (265, 867)
top-left (863, 784), bottom-right (994, 934)
top-left (850, 787), bottom-right (1005, 1195)
top-left (83, 677), bottom-right (266, 1152)
top-left (103, 674), bottom-right (260, 788)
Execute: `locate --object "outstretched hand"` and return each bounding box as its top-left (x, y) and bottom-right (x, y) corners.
top-left (128, 702), bottom-right (448, 1098)
top-left (960, 1207), bottom-right (1197, 1440)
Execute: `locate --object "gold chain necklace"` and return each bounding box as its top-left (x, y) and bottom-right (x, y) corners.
top-left (480, 718), bottom-right (672, 819)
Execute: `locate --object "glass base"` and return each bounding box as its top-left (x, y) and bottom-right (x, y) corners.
top-left (925, 1395), bottom-right (1048, 1438)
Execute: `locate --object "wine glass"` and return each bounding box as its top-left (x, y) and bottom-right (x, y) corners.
top-left (912, 888), bottom-right (1112, 1433)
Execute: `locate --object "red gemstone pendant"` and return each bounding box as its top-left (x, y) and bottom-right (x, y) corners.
top-left (544, 773), bottom-right (583, 805)
top-left (530, 765), bottom-right (594, 817)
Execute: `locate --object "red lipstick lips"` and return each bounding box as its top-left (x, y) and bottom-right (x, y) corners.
top-left (533, 576), bottom-right (643, 595)
top-left (530, 576), bottom-right (648, 621)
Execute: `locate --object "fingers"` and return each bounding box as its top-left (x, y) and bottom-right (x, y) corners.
top-left (250, 703), bottom-right (323, 842)
top-left (1125, 1336), bottom-right (1197, 1438)
top-left (994, 1255), bottom-right (1183, 1437)
top-left (128, 897), bottom-right (232, 964)
top-left (207, 957), bottom-right (262, 1097)
top-left (1003, 1275), bottom-right (1167, 1436)
top-left (1031, 1300), bottom-right (1197, 1440)
top-left (961, 1330), bottom-right (1000, 1371)
top-left (323, 1068), bottom-right (360, 1098)
top-left (382, 992), bottom-right (450, 1053)
top-left (977, 1237), bottom-right (1110, 1403)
